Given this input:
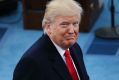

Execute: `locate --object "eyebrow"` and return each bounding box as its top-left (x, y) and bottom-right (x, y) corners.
top-left (60, 22), bottom-right (70, 24)
top-left (60, 21), bottom-right (79, 24)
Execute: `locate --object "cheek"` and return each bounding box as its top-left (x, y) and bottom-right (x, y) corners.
top-left (75, 26), bottom-right (79, 32)
top-left (75, 29), bottom-right (79, 36)
top-left (49, 27), bottom-right (59, 36)
top-left (52, 30), bottom-right (64, 41)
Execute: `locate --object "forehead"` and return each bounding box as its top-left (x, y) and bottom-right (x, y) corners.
top-left (54, 15), bottom-right (80, 23)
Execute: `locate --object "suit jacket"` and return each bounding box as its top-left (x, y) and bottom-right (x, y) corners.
top-left (13, 34), bottom-right (89, 80)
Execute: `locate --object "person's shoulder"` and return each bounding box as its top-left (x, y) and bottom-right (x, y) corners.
top-left (70, 42), bottom-right (83, 55)
top-left (18, 34), bottom-right (55, 64)
top-left (72, 42), bottom-right (81, 49)
top-left (21, 36), bottom-right (45, 57)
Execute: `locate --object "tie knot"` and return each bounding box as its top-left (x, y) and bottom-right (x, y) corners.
top-left (64, 49), bottom-right (70, 57)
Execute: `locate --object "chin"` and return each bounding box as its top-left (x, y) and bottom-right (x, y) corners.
top-left (62, 40), bottom-right (76, 49)
top-left (67, 41), bottom-right (75, 47)
top-left (68, 40), bottom-right (76, 44)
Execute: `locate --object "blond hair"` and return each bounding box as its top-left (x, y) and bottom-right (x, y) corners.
top-left (42, 0), bottom-right (83, 30)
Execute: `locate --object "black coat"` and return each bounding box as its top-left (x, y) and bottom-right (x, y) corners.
top-left (13, 34), bottom-right (89, 80)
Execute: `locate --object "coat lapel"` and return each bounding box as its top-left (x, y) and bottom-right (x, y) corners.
top-left (42, 34), bottom-right (89, 80)
top-left (50, 52), bottom-right (72, 80)
top-left (70, 47), bottom-right (86, 80)
top-left (43, 34), bottom-right (72, 80)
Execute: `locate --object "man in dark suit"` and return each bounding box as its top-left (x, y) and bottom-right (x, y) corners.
top-left (13, 0), bottom-right (89, 80)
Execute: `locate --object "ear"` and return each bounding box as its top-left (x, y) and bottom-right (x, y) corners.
top-left (44, 22), bottom-right (51, 34)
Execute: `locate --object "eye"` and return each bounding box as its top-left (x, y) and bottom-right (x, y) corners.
top-left (61, 22), bottom-right (69, 25)
top-left (73, 22), bottom-right (79, 27)
top-left (60, 22), bottom-right (69, 28)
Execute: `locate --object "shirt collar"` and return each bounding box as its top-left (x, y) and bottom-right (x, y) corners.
top-left (50, 39), bottom-right (65, 59)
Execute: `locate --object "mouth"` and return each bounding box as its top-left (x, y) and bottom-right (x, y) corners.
top-left (65, 35), bottom-right (77, 41)
top-left (66, 37), bottom-right (75, 41)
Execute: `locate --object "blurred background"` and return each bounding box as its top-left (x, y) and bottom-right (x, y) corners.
top-left (0, 0), bottom-right (119, 80)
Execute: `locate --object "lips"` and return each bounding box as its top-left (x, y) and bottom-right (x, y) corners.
top-left (66, 37), bottom-right (75, 40)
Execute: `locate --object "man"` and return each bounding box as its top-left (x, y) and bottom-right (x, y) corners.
top-left (13, 0), bottom-right (89, 80)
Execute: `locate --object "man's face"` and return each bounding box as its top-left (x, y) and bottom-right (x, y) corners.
top-left (47, 15), bottom-right (80, 49)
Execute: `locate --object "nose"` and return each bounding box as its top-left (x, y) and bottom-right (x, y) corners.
top-left (68, 24), bottom-right (75, 34)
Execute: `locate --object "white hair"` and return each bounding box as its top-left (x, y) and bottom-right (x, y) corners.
top-left (42, 0), bottom-right (83, 33)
